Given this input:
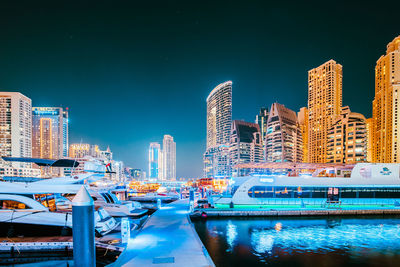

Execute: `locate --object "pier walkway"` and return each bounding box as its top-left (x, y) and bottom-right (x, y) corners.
top-left (194, 207), bottom-right (400, 217)
top-left (112, 199), bottom-right (214, 267)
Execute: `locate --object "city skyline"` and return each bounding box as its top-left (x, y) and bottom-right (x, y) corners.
top-left (0, 2), bottom-right (399, 177)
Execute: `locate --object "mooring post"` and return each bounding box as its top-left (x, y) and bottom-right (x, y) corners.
top-left (189, 188), bottom-right (195, 212)
top-left (72, 186), bottom-right (95, 267)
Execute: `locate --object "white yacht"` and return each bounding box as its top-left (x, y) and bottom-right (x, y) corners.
top-left (1, 157), bottom-right (147, 218)
top-left (213, 163), bottom-right (400, 208)
top-left (63, 190), bottom-right (148, 217)
top-left (0, 193), bottom-right (117, 237)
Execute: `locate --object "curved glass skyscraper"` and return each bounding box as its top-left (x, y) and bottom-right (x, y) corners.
top-left (206, 81), bottom-right (232, 149)
top-left (204, 81), bottom-right (232, 178)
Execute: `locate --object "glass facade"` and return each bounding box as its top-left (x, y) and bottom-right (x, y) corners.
top-left (149, 142), bottom-right (161, 179)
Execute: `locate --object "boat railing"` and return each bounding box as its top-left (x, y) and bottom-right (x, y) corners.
top-left (256, 197), bottom-right (400, 207)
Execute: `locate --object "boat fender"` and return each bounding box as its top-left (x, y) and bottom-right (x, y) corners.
top-left (201, 212), bottom-right (207, 219)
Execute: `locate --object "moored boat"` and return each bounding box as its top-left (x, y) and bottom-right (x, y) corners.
top-left (213, 163), bottom-right (400, 209)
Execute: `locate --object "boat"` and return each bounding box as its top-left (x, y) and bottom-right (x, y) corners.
top-left (213, 163), bottom-right (400, 208)
top-left (0, 193), bottom-right (117, 237)
top-left (63, 189), bottom-right (148, 217)
top-left (1, 157), bottom-right (147, 218)
top-left (129, 191), bottom-right (179, 203)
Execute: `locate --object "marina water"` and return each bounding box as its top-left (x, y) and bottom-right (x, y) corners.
top-left (193, 216), bottom-right (400, 266)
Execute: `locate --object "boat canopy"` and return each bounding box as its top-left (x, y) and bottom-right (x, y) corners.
top-left (2, 157), bottom-right (79, 168)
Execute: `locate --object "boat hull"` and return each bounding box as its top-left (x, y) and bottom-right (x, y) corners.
top-left (0, 222), bottom-right (72, 237)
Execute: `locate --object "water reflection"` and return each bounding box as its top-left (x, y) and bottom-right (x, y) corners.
top-left (226, 220), bottom-right (238, 251)
top-left (193, 216), bottom-right (400, 267)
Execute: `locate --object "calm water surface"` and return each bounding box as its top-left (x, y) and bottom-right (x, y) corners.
top-left (193, 216), bottom-right (400, 267)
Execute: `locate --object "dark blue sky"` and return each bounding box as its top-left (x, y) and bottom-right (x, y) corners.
top-left (0, 1), bottom-right (399, 177)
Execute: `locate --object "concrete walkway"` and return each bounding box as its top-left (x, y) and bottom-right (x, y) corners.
top-left (111, 199), bottom-right (214, 267)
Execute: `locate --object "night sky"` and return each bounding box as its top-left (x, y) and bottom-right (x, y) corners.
top-left (0, 1), bottom-right (399, 177)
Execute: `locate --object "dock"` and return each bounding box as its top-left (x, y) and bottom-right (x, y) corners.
top-left (193, 207), bottom-right (400, 217)
top-left (112, 199), bottom-right (215, 267)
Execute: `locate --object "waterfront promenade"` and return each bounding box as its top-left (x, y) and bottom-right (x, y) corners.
top-left (112, 199), bottom-right (214, 267)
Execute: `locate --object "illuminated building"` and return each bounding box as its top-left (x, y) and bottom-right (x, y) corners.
top-left (265, 103), bottom-right (303, 163)
top-left (149, 142), bottom-right (162, 179)
top-left (327, 106), bottom-right (367, 163)
top-left (229, 120), bottom-right (263, 176)
top-left (130, 168), bottom-right (142, 178)
top-left (69, 143), bottom-right (91, 158)
top-left (98, 146), bottom-right (112, 162)
top-left (162, 134), bottom-right (176, 180)
top-left (32, 107), bottom-right (69, 160)
top-left (112, 160), bottom-right (125, 182)
top-left (203, 145), bottom-right (229, 178)
top-left (206, 81), bottom-right (232, 148)
top-left (204, 81), bottom-right (232, 177)
top-left (298, 107), bottom-right (308, 162)
top-left (0, 92), bottom-right (32, 169)
top-left (366, 118), bottom-right (374, 162)
top-left (63, 145), bottom-right (113, 176)
top-left (0, 165), bottom-right (40, 177)
top-left (372, 35), bottom-right (400, 163)
top-left (308, 60), bottom-right (343, 163)
top-left (255, 107), bottom-right (269, 159)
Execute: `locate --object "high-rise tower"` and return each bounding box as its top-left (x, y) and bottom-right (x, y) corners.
top-left (307, 60), bottom-right (343, 163)
top-left (0, 92), bottom-right (32, 168)
top-left (204, 81), bottom-right (232, 178)
top-left (206, 81), bottom-right (232, 148)
top-left (297, 107), bottom-right (308, 162)
top-left (162, 134), bottom-right (176, 180)
top-left (229, 120), bottom-right (263, 176)
top-left (366, 118), bottom-right (374, 162)
top-left (149, 142), bottom-right (161, 179)
top-left (372, 35), bottom-right (400, 163)
top-left (265, 103), bottom-right (303, 163)
top-left (327, 106), bottom-right (367, 164)
top-left (32, 107), bottom-right (69, 159)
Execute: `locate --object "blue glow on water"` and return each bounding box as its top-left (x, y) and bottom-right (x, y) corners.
top-left (194, 216), bottom-right (400, 266)
top-left (226, 220), bottom-right (238, 251)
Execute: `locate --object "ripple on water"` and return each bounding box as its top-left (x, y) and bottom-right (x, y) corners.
top-left (194, 216), bottom-right (400, 266)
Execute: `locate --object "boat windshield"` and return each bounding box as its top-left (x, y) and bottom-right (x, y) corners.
top-left (34, 194), bottom-right (56, 212)
top-left (0, 200), bottom-right (31, 210)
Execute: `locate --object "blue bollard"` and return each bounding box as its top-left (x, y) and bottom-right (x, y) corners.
top-left (189, 189), bottom-right (194, 202)
top-left (72, 186), bottom-right (95, 267)
top-left (189, 189), bottom-right (195, 212)
top-left (121, 217), bottom-right (130, 244)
